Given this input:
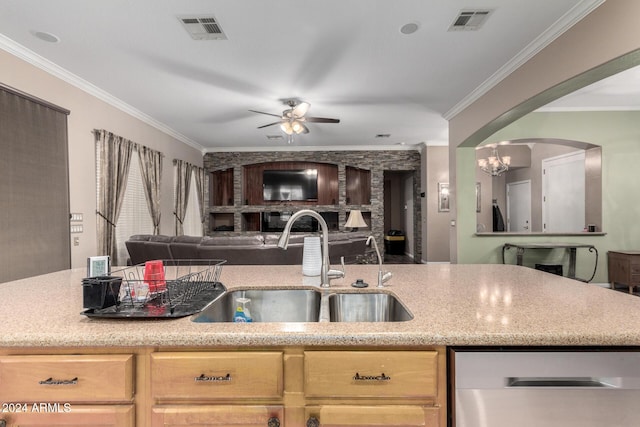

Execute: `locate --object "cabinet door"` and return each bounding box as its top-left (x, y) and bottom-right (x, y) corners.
top-left (305, 405), bottom-right (439, 427)
top-left (0, 404), bottom-right (134, 426)
top-left (304, 351), bottom-right (438, 398)
top-left (151, 405), bottom-right (284, 427)
top-left (0, 354), bottom-right (134, 403)
top-left (151, 352), bottom-right (283, 400)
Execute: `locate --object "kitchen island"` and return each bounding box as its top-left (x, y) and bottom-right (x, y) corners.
top-left (2, 263), bottom-right (640, 426)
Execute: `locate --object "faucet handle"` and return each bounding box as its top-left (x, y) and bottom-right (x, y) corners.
top-left (378, 271), bottom-right (393, 288)
top-left (327, 256), bottom-right (346, 281)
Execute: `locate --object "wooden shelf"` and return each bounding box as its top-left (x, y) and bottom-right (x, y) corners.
top-left (346, 166), bottom-right (371, 205)
top-left (210, 169), bottom-right (234, 207)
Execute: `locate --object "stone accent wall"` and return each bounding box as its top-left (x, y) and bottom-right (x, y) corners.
top-left (204, 150), bottom-right (422, 260)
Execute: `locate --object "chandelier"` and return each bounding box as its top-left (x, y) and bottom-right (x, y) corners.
top-left (477, 144), bottom-right (511, 176)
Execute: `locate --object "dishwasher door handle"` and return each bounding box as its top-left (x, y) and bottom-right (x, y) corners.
top-left (506, 377), bottom-right (617, 388)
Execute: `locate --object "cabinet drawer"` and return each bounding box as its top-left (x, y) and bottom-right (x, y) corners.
top-left (305, 405), bottom-right (439, 427)
top-left (304, 351), bottom-right (438, 398)
top-left (151, 405), bottom-right (283, 426)
top-left (0, 355), bottom-right (134, 403)
top-left (0, 404), bottom-right (134, 427)
top-left (151, 352), bottom-right (283, 400)
top-left (631, 265), bottom-right (640, 274)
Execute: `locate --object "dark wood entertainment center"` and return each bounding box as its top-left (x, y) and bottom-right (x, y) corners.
top-left (204, 149), bottom-right (423, 262)
top-left (209, 161), bottom-right (371, 233)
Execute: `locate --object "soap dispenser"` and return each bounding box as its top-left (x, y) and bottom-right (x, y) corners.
top-left (233, 297), bottom-right (253, 322)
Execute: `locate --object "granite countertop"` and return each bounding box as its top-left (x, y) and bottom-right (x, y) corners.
top-left (2, 264), bottom-right (640, 348)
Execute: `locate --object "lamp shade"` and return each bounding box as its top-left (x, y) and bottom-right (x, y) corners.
top-left (345, 210), bottom-right (367, 229)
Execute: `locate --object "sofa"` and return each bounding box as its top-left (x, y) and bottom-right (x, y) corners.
top-left (125, 232), bottom-right (369, 266)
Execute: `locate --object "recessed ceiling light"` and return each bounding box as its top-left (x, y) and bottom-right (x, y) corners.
top-left (31, 31), bottom-right (60, 43)
top-left (400, 22), bottom-right (420, 35)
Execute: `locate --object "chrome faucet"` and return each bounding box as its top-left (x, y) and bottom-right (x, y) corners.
top-left (278, 209), bottom-right (345, 288)
top-left (367, 235), bottom-right (392, 287)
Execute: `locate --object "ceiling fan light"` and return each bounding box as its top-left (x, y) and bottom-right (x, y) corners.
top-left (291, 120), bottom-right (304, 134)
top-left (292, 102), bottom-right (310, 118)
top-left (280, 122), bottom-right (293, 135)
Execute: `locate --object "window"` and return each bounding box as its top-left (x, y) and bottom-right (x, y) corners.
top-left (97, 146), bottom-right (154, 265)
top-left (115, 150), bottom-right (154, 264)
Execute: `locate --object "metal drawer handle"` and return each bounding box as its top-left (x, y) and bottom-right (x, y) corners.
top-left (194, 373), bottom-right (232, 382)
top-left (39, 377), bottom-right (78, 385)
top-left (353, 372), bottom-right (391, 382)
top-left (267, 417), bottom-right (280, 427)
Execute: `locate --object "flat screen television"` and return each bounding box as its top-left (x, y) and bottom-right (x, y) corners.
top-left (263, 169), bottom-right (318, 201)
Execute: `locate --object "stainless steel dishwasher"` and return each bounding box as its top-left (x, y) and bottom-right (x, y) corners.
top-left (453, 350), bottom-right (640, 427)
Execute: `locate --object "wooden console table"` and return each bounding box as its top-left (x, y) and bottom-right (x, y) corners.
top-left (502, 243), bottom-right (598, 282)
top-left (607, 250), bottom-right (640, 294)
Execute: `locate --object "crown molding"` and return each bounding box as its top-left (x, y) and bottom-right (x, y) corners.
top-left (443, 0), bottom-right (606, 121)
top-left (203, 143), bottom-right (427, 153)
top-left (0, 34), bottom-right (205, 153)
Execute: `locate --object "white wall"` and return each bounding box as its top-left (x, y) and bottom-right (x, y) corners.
top-left (0, 49), bottom-right (203, 269)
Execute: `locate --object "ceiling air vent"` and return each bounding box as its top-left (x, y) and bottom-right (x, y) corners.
top-left (448, 9), bottom-right (493, 31)
top-left (178, 15), bottom-right (227, 40)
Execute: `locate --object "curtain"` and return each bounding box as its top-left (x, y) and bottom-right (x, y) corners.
top-left (192, 165), bottom-right (207, 235)
top-left (96, 129), bottom-right (135, 265)
top-left (174, 159), bottom-right (192, 236)
top-left (138, 146), bottom-right (163, 235)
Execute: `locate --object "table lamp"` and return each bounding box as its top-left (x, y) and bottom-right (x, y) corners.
top-left (345, 210), bottom-right (368, 231)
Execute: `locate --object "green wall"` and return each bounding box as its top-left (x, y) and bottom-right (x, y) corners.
top-left (457, 111), bottom-right (640, 283)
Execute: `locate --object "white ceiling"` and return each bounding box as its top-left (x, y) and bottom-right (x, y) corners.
top-left (0, 0), bottom-right (618, 152)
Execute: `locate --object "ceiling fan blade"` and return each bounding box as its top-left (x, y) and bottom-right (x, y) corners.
top-left (291, 102), bottom-right (310, 118)
top-left (257, 121), bottom-right (282, 129)
top-left (305, 116), bottom-right (340, 124)
top-left (299, 123), bottom-right (310, 134)
top-left (249, 109), bottom-right (282, 118)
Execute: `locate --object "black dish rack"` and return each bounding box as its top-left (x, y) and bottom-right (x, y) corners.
top-left (81, 259), bottom-right (226, 319)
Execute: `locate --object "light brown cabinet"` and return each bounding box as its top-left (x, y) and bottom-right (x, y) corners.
top-left (0, 354), bottom-right (135, 427)
top-left (149, 351), bottom-right (284, 427)
top-left (302, 350), bottom-right (444, 427)
top-left (304, 405), bottom-right (439, 427)
top-left (304, 351), bottom-right (438, 398)
top-left (0, 347), bottom-right (445, 427)
top-left (608, 250), bottom-right (640, 293)
top-left (151, 405), bottom-right (284, 426)
top-left (150, 352), bottom-right (283, 401)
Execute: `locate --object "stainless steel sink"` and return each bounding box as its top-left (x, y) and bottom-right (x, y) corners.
top-left (192, 288), bottom-right (322, 323)
top-left (328, 292), bottom-right (413, 322)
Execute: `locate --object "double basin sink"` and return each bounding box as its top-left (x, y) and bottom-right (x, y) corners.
top-left (192, 288), bottom-right (413, 323)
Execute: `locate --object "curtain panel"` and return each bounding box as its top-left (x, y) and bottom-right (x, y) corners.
top-left (138, 146), bottom-right (163, 234)
top-left (192, 165), bottom-right (207, 235)
top-left (95, 129), bottom-right (134, 266)
top-left (173, 159), bottom-right (192, 236)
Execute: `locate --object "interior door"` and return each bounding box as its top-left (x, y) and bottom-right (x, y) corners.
top-left (542, 151), bottom-right (585, 232)
top-left (506, 180), bottom-right (531, 232)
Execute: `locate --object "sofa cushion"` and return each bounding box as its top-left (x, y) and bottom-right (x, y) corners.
top-left (128, 234), bottom-right (152, 242)
top-left (172, 235), bottom-right (203, 244)
top-left (201, 235), bottom-right (265, 246)
top-left (170, 235), bottom-right (204, 259)
top-left (148, 234), bottom-right (174, 243)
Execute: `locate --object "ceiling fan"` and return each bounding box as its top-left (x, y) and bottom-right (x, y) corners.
top-left (250, 100), bottom-right (340, 137)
